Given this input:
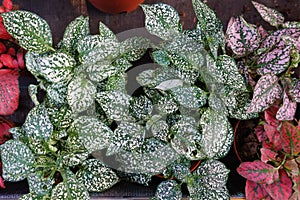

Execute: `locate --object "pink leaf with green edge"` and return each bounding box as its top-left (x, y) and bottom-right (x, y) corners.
top-left (264, 124), bottom-right (282, 151)
top-left (281, 121), bottom-right (300, 155)
top-left (260, 148), bottom-right (277, 163)
top-left (252, 1), bottom-right (284, 27)
top-left (264, 169), bottom-right (292, 200)
top-left (276, 91), bottom-right (297, 121)
top-left (237, 160), bottom-right (279, 184)
top-left (225, 16), bottom-right (260, 58)
top-left (284, 159), bottom-right (299, 177)
top-left (289, 79), bottom-right (300, 103)
top-left (246, 180), bottom-right (272, 200)
top-left (247, 74), bottom-right (282, 114)
top-left (0, 69), bottom-right (19, 115)
top-left (257, 45), bottom-right (291, 75)
top-left (260, 28), bottom-right (300, 50)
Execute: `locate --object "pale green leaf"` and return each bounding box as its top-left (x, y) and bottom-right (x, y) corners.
top-left (99, 21), bottom-right (118, 42)
top-left (2, 10), bottom-right (52, 53)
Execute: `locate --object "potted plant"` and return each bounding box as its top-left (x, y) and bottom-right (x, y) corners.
top-left (237, 105), bottom-right (300, 200)
top-left (88, 0), bottom-right (144, 14)
top-left (0, 0), bottom-right (260, 199)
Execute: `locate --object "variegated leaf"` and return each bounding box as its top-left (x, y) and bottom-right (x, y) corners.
top-left (199, 108), bottom-right (233, 159)
top-left (47, 106), bottom-right (73, 130)
top-left (27, 171), bottom-right (54, 195)
top-left (108, 122), bottom-right (145, 155)
top-left (105, 74), bottom-right (127, 92)
top-left (19, 193), bottom-right (43, 200)
top-left (96, 90), bottom-right (131, 121)
top-left (67, 74), bottom-right (97, 113)
top-left (120, 36), bottom-right (150, 61)
top-left (2, 10), bottom-right (52, 53)
top-left (155, 79), bottom-right (184, 91)
top-left (25, 52), bottom-right (42, 78)
top-left (86, 61), bottom-right (118, 82)
top-left (1, 140), bottom-right (34, 181)
top-left (245, 180), bottom-right (270, 200)
top-left (225, 16), bottom-right (260, 57)
top-left (155, 95), bottom-right (178, 115)
top-left (289, 78), bottom-right (300, 102)
top-left (155, 180), bottom-right (182, 200)
top-left (141, 3), bottom-right (181, 41)
top-left (50, 175), bottom-right (89, 200)
top-left (152, 50), bottom-right (170, 67)
top-left (28, 84), bottom-right (39, 106)
top-left (76, 159), bottom-right (119, 192)
top-left (113, 57), bottom-right (132, 72)
top-left (73, 116), bottom-right (112, 153)
top-left (247, 74), bottom-right (283, 113)
top-left (257, 45), bottom-right (291, 75)
top-left (116, 138), bottom-right (179, 174)
top-left (22, 105), bottom-right (53, 140)
top-left (99, 21), bottom-right (118, 42)
top-left (59, 16), bottom-right (89, 53)
top-left (170, 86), bottom-right (207, 109)
top-left (280, 121), bottom-right (300, 155)
top-left (38, 52), bottom-right (76, 83)
top-left (129, 96), bottom-right (153, 121)
top-left (46, 81), bottom-right (68, 107)
top-left (276, 91), bottom-right (297, 120)
top-left (252, 1), bottom-right (284, 27)
top-left (136, 69), bottom-right (155, 86)
top-left (77, 35), bottom-right (103, 55)
top-left (283, 21), bottom-right (300, 29)
top-left (188, 186), bottom-right (230, 200)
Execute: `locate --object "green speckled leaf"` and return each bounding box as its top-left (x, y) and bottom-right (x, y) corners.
top-left (77, 35), bottom-right (103, 55)
top-left (152, 50), bottom-right (170, 67)
top-left (50, 175), bottom-right (89, 200)
top-left (19, 193), bottom-right (42, 200)
top-left (25, 52), bottom-right (42, 78)
top-left (96, 90), bottom-right (131, 121)
top-left (105, 74), bottom-right (127, 92)
top-left (136, 69), bottom-right (155, 86)
top-left (1, 140), bottom-right (34, 182)
top-left (120, 36), bottom-right (150, 61)
top-left (86, 61), bottom-right (118, 82)
top-left (99, 21), bottom-right (118, 42)
top-left (73, 116), bottom-right (112, 153)
top-left (129, 96), bottom-right (153, 122)
top-left (27, 171), bottom-right (54, 195)
top-left (2, 10), bottom-right (52, 53)
top-left (141, 3), bottom-right (181, 41)
top-left (28, 84), bottom-right (39, 106)
top-left (113, 57), bottom-right (133, 72)
top-left (47, 106), bottom-right (73, 130)
top-left (46, 81), bottom-right (68, 107)
top-left (67, 74), bottom-right (97, 113)
top-left (22, 105), bottom-right (53, 140)
top-left (76, 159), bottom-right (119, 192)
top-left (38, 52), bottom-right (76, 83)
top-left (188, 186), bottom-right (230, 200)
top-left (108, 122), bottom-right (145, 155)
top-left (171, 86), bottom-right (207, 109)
top-left (155, 180), bottom-right (182, 200)
top-left (199, 108), bottom-right (233, 159)
top-left (59, 16), bottom-right (89, 53)
top-left (155, 95), bottom-right (178, 114)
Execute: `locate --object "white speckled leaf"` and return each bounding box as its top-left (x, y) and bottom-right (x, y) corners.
top-left (155, 79), bottom-right (184, 91)
top-left (257, 45), bottom-right (291, 75)
top-left (25, 52), bottom-right (42, 78)
top-left (38, 52), bottom-right (76, 83)
top-left (289, 79), bottom-right (300, 102)
top-left (28, 84), bottom-right (39, 106)
top-left (77, 35), bottom-right (103, 55)
top-left (2, 10), bottom-right (52, 53)
top-left (76, 159), bottom-right (119, 192)
top-left (59, 16), bottom-right (89, 53)
top-left (96, 90), bottom-right (131, 121)
top-left (252, 1), bottom-right (284, 27)
top-left (105, 74), bottom-right (127, 92)
top-left (113, 57), bottom-right (133, 72)
top-left (276, 91), bottom-right (297, 120)
top-left (50, 176), bottom-right (89, 200)
top-left (22, 105), bottom-right (53, 140)
top-left (120, 36), bottom-right (150, 61)
top-left (73, 116), bottom-right (112, 153)
top-left (155, 180), bottom-right (182, 200)
top-left (27, 171), bottom-right (54, 195)
top-left (129, 96), bottom-right (153, 121)
top-left (108, 122), bottom-right (145, 155)
top-left (19, 193), bottom-right (42, 200)
top-left (1, 140), bottom-right (34, 182)
top-left (46, 81), bottom-right (68, 107)
top-left (86, 61), bottom-right (118, 82)
top-left (141, 3), bottom-right (181, 41)
top-left (188, 186), bottom-right (230, 200)
top-left (199, 108), bottom-right (233, 159)
top-left (67, 74), bottom-right (97, 113)
top-left (99, 21), bottom-right (118, 42)
top-left (136, 69), bottom-right (155, 86)
top-left (170, 86), bottom-right (207, 109)
top-left (247, 74), bottom-right (283, 113)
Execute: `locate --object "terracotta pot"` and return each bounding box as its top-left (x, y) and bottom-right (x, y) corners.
top-left (88, 0), bottom-right (144, 14)
top-left (0, 117), bottom-right (14, 145)
top-left (233, 119), bottom-right (260, 163)
top-left (155, 160), bottom-right (202, 179)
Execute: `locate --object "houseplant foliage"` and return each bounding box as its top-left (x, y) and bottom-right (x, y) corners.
top-left (225, 1), bottom-right (300, 121)
top-left (0, 0), bottom-right (258, 200)
top-left (237, 106), bottom-right (300, 200)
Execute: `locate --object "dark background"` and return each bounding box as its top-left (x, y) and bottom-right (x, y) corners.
top-left (1, 0), bottom-right (300, 198)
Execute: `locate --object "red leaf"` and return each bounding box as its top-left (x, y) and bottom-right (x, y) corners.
top-left (284, 159), bottom-right (300, 177)
top-left (0, 69), bottom-right (19, 115)
top-left (0, 176), bottom-right (5, 188)
top-left (264, 124), bottom-right (282, 151)
top-left (0, 41), bottom-right (6, 54)
top-left (2, 0), bottom-right (12, 11)
top-left (0, 21), bottom-right (11, 39)
top-left (0, 119), bottom-right (12, 144)
top-left (260, 148), bottom-right (277, 163)
top-left (281, 121), bottom-right (300, 155)
top-left (264, 170), bottom-right (292, 200)
top-left (246, 180), bottom-right (272, 200)
top-left (17, 48), bottom-right (25, 69)
top-left (237, 160), bottom-right (279, 184)
top-left (0, 53), bottom-right (13, 68)
top-left (264, 105), bottom-right (280, 127)
top-left (7, 47), bottom-right (15, 56)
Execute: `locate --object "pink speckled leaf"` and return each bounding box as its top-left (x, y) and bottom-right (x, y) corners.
top-left (252, 1), bottom-right (284, 27)
top-left (237, 160), bottom-right (279, 184)
top-left (281, 121), bottom-right (300, 155)
top-left (225, 16), bottom-right (260, 58)
top-left (260, 148), bottom-right (277, 163)
top-left (284, 159), bottom-right (299, 177)
top-left (257, 45), bottom-right (291, 75)
top-left (245, 180), bottom-right (271, 200)
top-left (276, 91), bottom-right (297, 121)
top-left (264, 105), bottom-right (279, 127)
top-left (289, 79), bottom-right (300, 103)
top-left (0, 69), bottom-right (19, 115)
top-left (247, 74), bottom-right (282, 114)
top-left (264, 170), bottom-right (292, 200)
top-left (290, 175), bottom-right (300, 200)
top-left (264, 124), bottom-right (282, 151)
